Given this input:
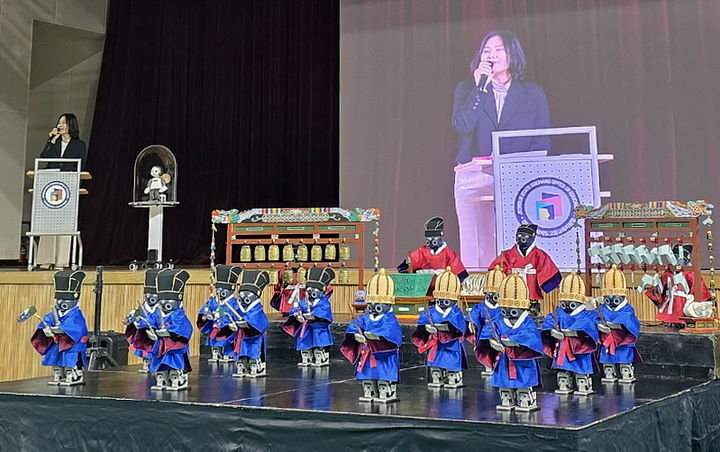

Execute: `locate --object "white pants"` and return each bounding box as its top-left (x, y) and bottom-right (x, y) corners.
top-left (37, 236), bottom-right (71, 268)
top-left (453, 164), bottom-right (496, 271)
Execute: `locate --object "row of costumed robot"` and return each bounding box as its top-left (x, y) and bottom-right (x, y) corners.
top-left (22, 218), bottom-right (648, 413)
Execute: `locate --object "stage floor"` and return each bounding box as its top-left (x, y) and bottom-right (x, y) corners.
top-left (0, 355), bottom-right (703, 427)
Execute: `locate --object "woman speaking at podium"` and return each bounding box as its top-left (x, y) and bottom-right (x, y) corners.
top-left (36, 113), bottom-right (87, 269)
top-left (451, 30), bottom-right (550, 270)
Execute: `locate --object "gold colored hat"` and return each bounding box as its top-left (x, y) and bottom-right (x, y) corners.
top-left (433, 267), bottom-right (461, 301)
top-left (498, 271), bottom-right (530, 309)
top-left (601, 264), bottom-right (627, 296)
top-left (366, 268), bottom-right (395, 304)
top-left (558, 271), bottom-right (586, 302)
top-left (483, 265), bottom-right (505, 294)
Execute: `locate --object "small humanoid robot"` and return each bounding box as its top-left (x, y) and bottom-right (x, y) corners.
top-left (143, 165), bottom-right (168, 202)
top-left (29, 270), bottom-right (88, 386)
top-left (412, 267), bottom-right (467, 388)
top-left (397, 216), bottom-right (469, 287)
top-left (282, 267), bottom-right (335, 367)
top-left (341, 269), bottom-right (402, 404)
top-left (270, 267), bottom-right (306, 316)
top-left (541, 272), bottom-right (599, 396)
top-left (598, 265), bottom-right (642, 384)
top-left (469, 265), bottom-right (505, 377)
top-left (215, 270), bottom-right (270, 378)
top-left (489, 224), bottom-right (561, 317)
top-left (475, 271), bottom-right (543, 411)
top-left (123, 268), bottom-right (162, 372)
top-left (149, 269), bottom-right (193, 391)
top-left (197, 264), bottom-right (242, 363)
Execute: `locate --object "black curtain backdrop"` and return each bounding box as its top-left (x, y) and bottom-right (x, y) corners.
top-left (81, 0), bottom-right (339, 265)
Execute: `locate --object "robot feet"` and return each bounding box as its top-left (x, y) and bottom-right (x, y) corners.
top-left (574, 373), bottom-right (594, 396)
top-left (515, 387), bottom-right (539, 412)
top-left (138, 358), bottom-right (150, 373)
top-left (151, 370), bottom-right (169, 390)
top-left (376, 380), bottom-right (398, 403)
top-left (298, 350), bottom-right (313, 367)
top-left (48, 366), bottom-right (63, 386)
top-left (59, 367), bottom-right (84, 386)
top-left (427, 367), bottom-right (445, 388)
top-left (233, 358), bottom-right (249, 378)
top-left (618, 363), bottom-right (636, 384)
top-left (555, 371), bottom-right (574, 395)
top-left (359, 380), bottom-right (378, 403)
top-left (601, 363), bottom-right (619, 383)
top-left (166, 369), bottom-right (189, 391)
top-left (445, 370), bottom-right (464, 389)
top-left (311, 348), bottom-right (330, 367)
top-left (496, 388), bottom-right (517, 411)
top-left (248, 359), bottom-right (267, 378)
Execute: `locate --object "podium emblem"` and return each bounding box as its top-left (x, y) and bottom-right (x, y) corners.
top-left (514, 176), bottom-right (580, 239)
top-left (40, 181), bottom-right (71, 209)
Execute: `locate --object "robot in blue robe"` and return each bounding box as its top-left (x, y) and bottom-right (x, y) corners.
top-left (215, 270), bottom-right (270, 378)
top-left (29, 270), bottom-right (88, 386)
top-left (123, 268), bottom-right (161, 373)
top-left (541, 272), bottom-right (599, 395)
top-left (468, 265), bottom-right (505, 377)
top-left (598, 265), bottom-right (642, 384)
top-left (412, 267), bottom-right (467, 388)
top-left (197, 265), bottom-right (242, 363)
top-left (282, 267), bottom-right (335, 367)
top-left (148, 269), bottom-right (193, 391)
top-left (475, 271), bottom-right (544, 411)
top-left (341, 269), bottom-right (402, 403)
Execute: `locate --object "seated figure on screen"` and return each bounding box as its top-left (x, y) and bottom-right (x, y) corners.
top-left (149, 269), bottom-right (193, 391)
top-left (468, 265), bottom-right (505, 377)
top-left (397, 217), bottom-right (468, 292)
top-left (598, 265), bottom-right (642, 384)
top-left (341, 269), bottom-right (402, 404)
top-left (475, 271), bottom-right (543, 412)
top-left (541, 272), bottom-right (598, 396)
top-left (489, 224), bottom-right (560, 316)
top-left (644, 245), bottom-right (714, 327)
top-left (412, 268), bottom-right (468, 388)
top-left (197, 265), bottom-right (242, 363)
top-left (215, 270), bottom-right (270, 378)
top-left (282, 267), bottom-right (335, 367)
top-left (123, 268), bottom-right (162, 373)
top-left (29, 270), bottom-right (88, 386)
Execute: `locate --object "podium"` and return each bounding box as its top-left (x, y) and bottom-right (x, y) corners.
top-left (492, 126), bottom-right (612, 271)
top-left (454, 126), bottom-right (614, 271)
top-left (26, 158), bottom-right (91, 270)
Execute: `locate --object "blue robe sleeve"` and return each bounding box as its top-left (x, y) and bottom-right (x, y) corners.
top-left (365, 314), bottom-right (402, 347)
top-left (311, 296), bottom-right (333, 323)
top-left (604, 304), bottom-right (640, 338)
top-left (243, 304), bottom-right (269, 334)
top-left (504, 316), bottom-right (544, 356)
top-left (165, 309), bottom-right (193, 340)
top-left (59, 308), bottom-right (88, 344)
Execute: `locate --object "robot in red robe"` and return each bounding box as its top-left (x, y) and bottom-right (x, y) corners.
top-left (488, 224), bottom-right (561, 316)
top-left (269, 268), bottom-right (306, 316)
top-left (397, 217), bottom-right (468, 288)
top-left (643, 245), bottom-right (713, 327)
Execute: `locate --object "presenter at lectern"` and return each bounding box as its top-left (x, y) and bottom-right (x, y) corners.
top-left (452, 30), bottom-right (550, 269)
top-left (36, 113), bottom-right (87, 269)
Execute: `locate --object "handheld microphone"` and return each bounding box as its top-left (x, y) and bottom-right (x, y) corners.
top-left (477, 61), bottom-right (494, 91)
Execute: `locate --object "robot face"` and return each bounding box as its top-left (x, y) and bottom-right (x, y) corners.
top-left (306, 287), bottom-right (322, 301)
top-left (216, 288), bottom-right (231, 300)
top-left (367, 303), bottom-right (391, 316)
top-left (150, 166), bottom-right (163, 177)
top-left (515, 231), bottom-right (535, 251)
top-left (604, 295), bottom-right (625, 309)
top-left (145, 292), bottom-right (159, 306)
top-left (435, 298), bottom-right (456, 309)
top-left (161, 299), bottom-right (181, 313)
top-left (238, 290), bottom-right (259, 308)
top-left (500, 307), bottom-right (524, 321)
top-left (425, 236), bottom-right (444, 252)
top-left (559, 301), bottom-right (580, 314)
top-left (55, 299), bottom-right (78, 311)
top-left (485, 292), bottom-right (499, 306)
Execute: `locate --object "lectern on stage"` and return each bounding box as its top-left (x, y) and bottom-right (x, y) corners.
top-left (454, 126), bottom-right (613, 271)
top-left (128, 145), bottom-right (179, 265)
top-left (26, 158), bottom-right (91, 270)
